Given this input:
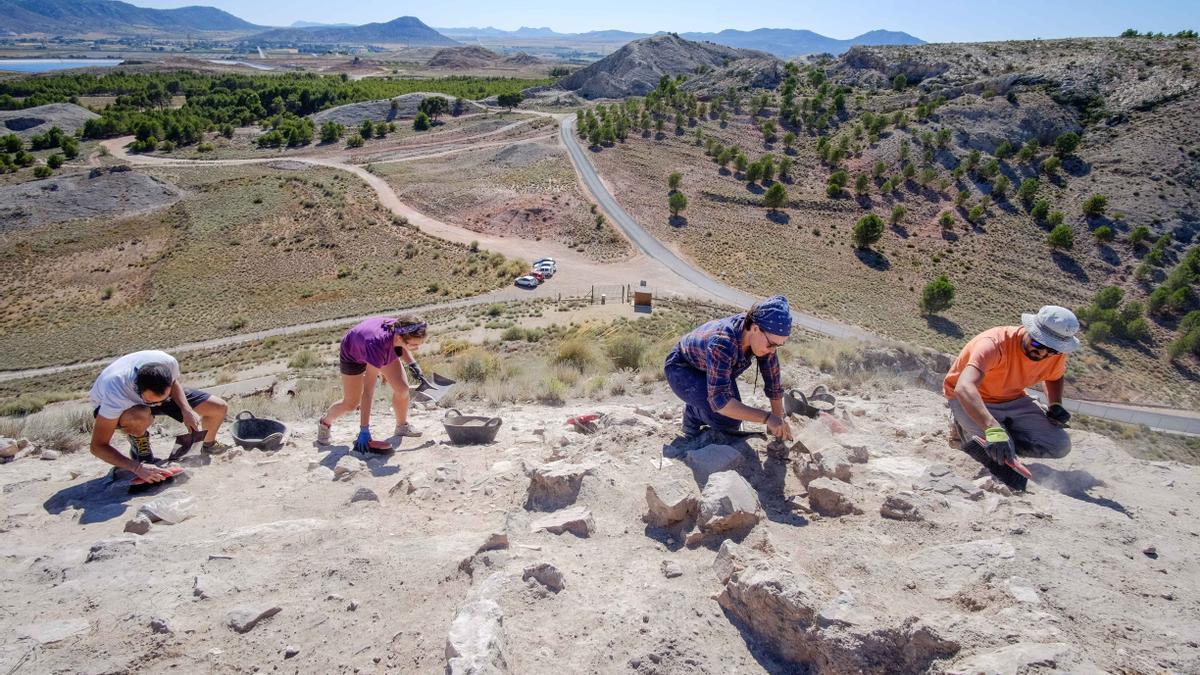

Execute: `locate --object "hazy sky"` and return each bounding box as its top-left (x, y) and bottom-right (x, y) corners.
top-left (135, 0), bottom-right (1199, 42)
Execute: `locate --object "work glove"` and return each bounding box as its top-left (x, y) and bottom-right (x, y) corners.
top-left (353, 428), bottom-right (373, 454)
top-left (407, 361), bottom-right (425, 384)
top-left (983, 426), bottom-right (1016, 465)
top-left (1045, 404), bottom-right (1071, 427)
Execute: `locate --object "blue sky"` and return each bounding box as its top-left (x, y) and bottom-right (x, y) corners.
top-left (136, 0), bottom-right (1199, 42)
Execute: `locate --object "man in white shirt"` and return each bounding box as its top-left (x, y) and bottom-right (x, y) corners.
top-left (88, 350), bottom-right (228, 484)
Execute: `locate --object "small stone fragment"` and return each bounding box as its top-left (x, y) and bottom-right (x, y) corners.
top-left (124, 514), bottom-right (153, 535)
top-left (349, 487), bottom-right (379, 503)
top-left (807, 477), bottom-right (863, 516)
top-left (225, 606), bottom-right (281, 633)
top-left (661, 560), bottom-right (684, 578)
top-left (530, 506), bottom-right (594, 537)
top-left (522, 563), bottom-right (565, 593)
top-left (880, 494), bottom-right (924, 522)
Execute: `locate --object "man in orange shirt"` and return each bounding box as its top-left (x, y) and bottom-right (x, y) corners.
top-left (944, 306), bottom-right (1080, 465)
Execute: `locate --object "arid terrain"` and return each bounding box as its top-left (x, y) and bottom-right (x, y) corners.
top-left (1, 301), bottom-right (1197, 674)
top-left (574, 35), bottom-right (1200, 408)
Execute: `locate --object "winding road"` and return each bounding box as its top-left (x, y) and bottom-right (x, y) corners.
top-left (6, 110), bottom-right (1197, 433)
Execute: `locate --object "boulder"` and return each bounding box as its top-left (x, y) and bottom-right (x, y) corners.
top-left (644, 479), bottom-right (699, 527)
top-left (39, 449), bottom-right (61, 460)
top-left (530, 507), bottom-right (595, 538)
top-left (948, 642), bottom-right (1076, 675)
top-left (661, 560), bottom-right (684, 578)
top-left (123, 514), bottom-right (153, 535)
top-left (477, 532), bottom-right (509, 554)
top-left (349, 487), bottom-right (379, 504)
top-left (0, 437), bottom-right (17, 459)
top-left (880, 494), bottom-right (924, 522)
top-left (149, 617), bottom-right (173, 634)
top-left (684, 444), bottom-right (742, 481)
top-left (807, 478), bottom-right (863, 517)
top-left (226, 606), bottom-right (281, 633)
top-left (524, 461), bottom-right (596, 511)
top-left (715, 541), bottom-right (959, 673)
top-left (697, 471), bottom-right (762, 535)
top-left (334, 455), bottom-right (366, 480)
top-left (446, 599), bottom-right (508, 674)
top-left (812, 447), bottom-right (853, 481)
top-left (522, 563), bottom-right (565, 593)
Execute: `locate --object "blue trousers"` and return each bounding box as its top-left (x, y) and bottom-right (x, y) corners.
top-left (664, 356), bottom-right (742, 433)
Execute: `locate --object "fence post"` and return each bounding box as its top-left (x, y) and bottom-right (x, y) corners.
top-left (591, 286), bottom-right (595, 304)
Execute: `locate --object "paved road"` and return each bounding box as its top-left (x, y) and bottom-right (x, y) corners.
top-left (558, 117), bottom-right (871, 341)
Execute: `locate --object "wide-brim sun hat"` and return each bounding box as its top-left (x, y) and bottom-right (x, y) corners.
top-left (1021, 305), bottom-right (1081, 354)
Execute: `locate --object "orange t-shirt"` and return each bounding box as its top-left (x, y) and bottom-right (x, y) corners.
top-left (943, 326), bottom-right (1067, 404)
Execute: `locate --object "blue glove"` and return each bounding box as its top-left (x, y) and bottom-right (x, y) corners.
top-left (354, 428), bottom-right (373, 454)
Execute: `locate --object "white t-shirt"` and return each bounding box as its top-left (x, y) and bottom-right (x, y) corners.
top-left (89, 350), bottom-right (182, 419)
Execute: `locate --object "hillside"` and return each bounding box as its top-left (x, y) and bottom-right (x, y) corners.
top-left (681, 28), bottom-right (925, 57)
top-left (427, 46), bottom-right (544, 70)
top-left (559, 34), bottom-right (772, 99)
top-left (0, 318), bottom-right (1196, 673)
top-left (579, 35), bottom-right (1200, 407)
top-left (0, 0), bottom-right (260, 36)
top-left (249, 16), bottom-right (457, 46)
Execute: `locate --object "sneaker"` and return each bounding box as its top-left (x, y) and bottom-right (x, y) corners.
top-left (202, 441), bottom-right (231, 455)
top-left (316, 419), bottom-right (332, 445)
top-left (128, 433), bottom-right (155, 463)
top-left (393, 423), bottom-right (423, 438)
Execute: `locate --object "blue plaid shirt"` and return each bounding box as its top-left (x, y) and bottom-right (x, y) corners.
top-left (671, 314), bottom-right (784, 411)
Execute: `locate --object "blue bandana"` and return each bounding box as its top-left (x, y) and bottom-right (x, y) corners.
top-left (752, 295), bottom-right (792, 337)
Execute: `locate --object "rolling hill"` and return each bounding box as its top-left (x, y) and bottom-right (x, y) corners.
top-left (249, 16), bottom-right (457, 46)
top-left (0, 0), bottom-right (260, 36)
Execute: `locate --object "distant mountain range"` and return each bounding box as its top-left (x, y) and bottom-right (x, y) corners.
top-left (436, 26), bottom-right (924, 56)
top-left (290, 21), bottom-right (355, 29)
top-left (0, 0), bottom-right (260, 36)
top-left (250, 16), bottom-right (457, 46)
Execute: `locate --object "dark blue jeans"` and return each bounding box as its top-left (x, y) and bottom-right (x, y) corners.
top-left (664, 352), bottom-right (742, 433)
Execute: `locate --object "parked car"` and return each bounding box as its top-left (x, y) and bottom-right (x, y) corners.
top-left (515, 275), bottom-right (538, 289)
top-left (533, 257), bottom-right (556, 268)
top-left (528, 270), bottom-right (545, 283)
top-left (533, 263), bottom-right (555, 278)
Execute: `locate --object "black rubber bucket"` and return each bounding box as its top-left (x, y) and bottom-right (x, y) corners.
top-left (442, 409), bottom-right (502, 445)
top-left (231, 411), bottom-right (287, 451)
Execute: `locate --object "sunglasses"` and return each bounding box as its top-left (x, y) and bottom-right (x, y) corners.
top-left (760, 332), bottom-right (787, 350)
top-left (1029, 338), bottom-right (1059, 355)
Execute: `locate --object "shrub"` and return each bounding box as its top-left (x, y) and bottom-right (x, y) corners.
top-left (1095, 286), bottom-right (1124, 310)
top-left (555, 338), bottom-right (602, 372)
top-left (669, 191), bottom-right (688, 216)
top-left (33, 164), bottom-right (53, 178)
top-left (668, 172), bottom-right (682, 190)
top-left (920, 275), bottom-right (955, 314)
top-left (890, 205), bottom-right (906, 224)
top-left (454, 348), bottom-right (500, 382)
top-left (346, 134), bottom-right (364, 148)
top-left (967, 204), bottom-right (985, 223)
top-left (46, 153), bottom-right (64, 169)
top-left (852, 213), bottom-right (885, 249)
top-left (1048, 224), bottom-right (1074, 249)
top-left (764, 183), bottom-right (788, 210)
top-left (606, 334), bottom-right (648, 370)
top-left (1082, 194), bottom-right (1108, 217)
top-left (991, 175), bottom-right (1009, 198)
top-left (1054, 131), bottom-right (1080, 157)
top-left (413, 112), bottom-right (431, 131)
top-left (1017, 177), bottom-right (1039, 203)
top-left (939, 211), bottom-right (955, 228)
top-left (1094, 225), bottom-right (1114, 242)
top-left (288, 349), bottom-right (318, 369)
top-left (1030, 198), bottom-right (1050, 222)
top-left (1046, 210), bottom-right (1065, 227)
top-left (1041, 156), bottom-right (1060, 174)
top-left (1086, 321), bottom-right (1112, 343)
top-left (892, 73), bottom-right (907, 91)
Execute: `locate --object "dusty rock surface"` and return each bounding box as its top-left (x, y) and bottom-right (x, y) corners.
top-left (310, 92), bottom-right (486, 126)
top-left (0, 166), bottom-right (182, 231)
top-left (0, 103), bottom-right (98, 139)
top-left (0, 377), bottom-right (1197, 673)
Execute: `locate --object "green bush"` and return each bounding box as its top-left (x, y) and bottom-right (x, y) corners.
top-left (1095, 286), bottom-right (1124, 310)
top-left (1086, 321), bottom-right (1112, 343)
top-left (1082, 194), bottom-right (1108, 218)
top-left (413, 111), bottom-right (431, 131)
top-left (454, 348), bottom-right (500, 382)
top-left (920, 275), bottom-right (955, 314)
top-left (939, 211), bottom-right (955, 228)
top-left (555, 338), bottom-right (603, 372)
top-left (1048, 224), bottom-right (1074, 249)
top-left (1094, 225), bottom-right (1114, 242)
top-left (852, 213), bottom-right (885, 249)
top-left (1054, 131), bottom-right (1080, 157)
top-left (606, 334), bottom-right (649, 370)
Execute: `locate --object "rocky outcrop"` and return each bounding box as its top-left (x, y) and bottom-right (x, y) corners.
top-left (715, 542), bottom-right (959, 673)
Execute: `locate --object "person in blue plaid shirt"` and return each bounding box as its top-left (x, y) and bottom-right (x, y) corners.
top-left (664, 295), bottom-right (795, 440)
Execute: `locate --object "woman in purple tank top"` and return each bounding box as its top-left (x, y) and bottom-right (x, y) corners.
top-left (316, 314), bottom-right (428, 452)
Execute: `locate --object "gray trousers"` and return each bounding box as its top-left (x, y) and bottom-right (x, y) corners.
top-left (948, 396), bottom-right (1072, 459)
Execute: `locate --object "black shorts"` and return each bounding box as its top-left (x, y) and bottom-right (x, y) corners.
top-left (339, 356), bottom-right (367, 376)
top-left (93, 388), bottom-right (212, 423)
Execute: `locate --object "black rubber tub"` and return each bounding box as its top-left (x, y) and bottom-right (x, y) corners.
top-left (231, 411), bottom-right (287, 451)
top-left (442, 409), bottom-right (502, 445)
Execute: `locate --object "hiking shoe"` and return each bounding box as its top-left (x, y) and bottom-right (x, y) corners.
top-left (202, 441), bottom-right (231, 455)
top-left (316, 419), bottom-right (332, 445)
top-left (393, 423), bottom-right (422, 438)
top-left (128, 433), bottom-right (155, 463)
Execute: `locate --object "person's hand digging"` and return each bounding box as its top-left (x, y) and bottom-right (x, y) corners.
top-left (132, 462), bottom-right (171, 484)
top-left (1045, 403), bottom-right (1071, 428)
top-left (406, 361), bottom-right (425, 385)
top-left (766, 413), bottom-right (794, 441)
top-left (983, 426), bottom-right (1016, 465)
